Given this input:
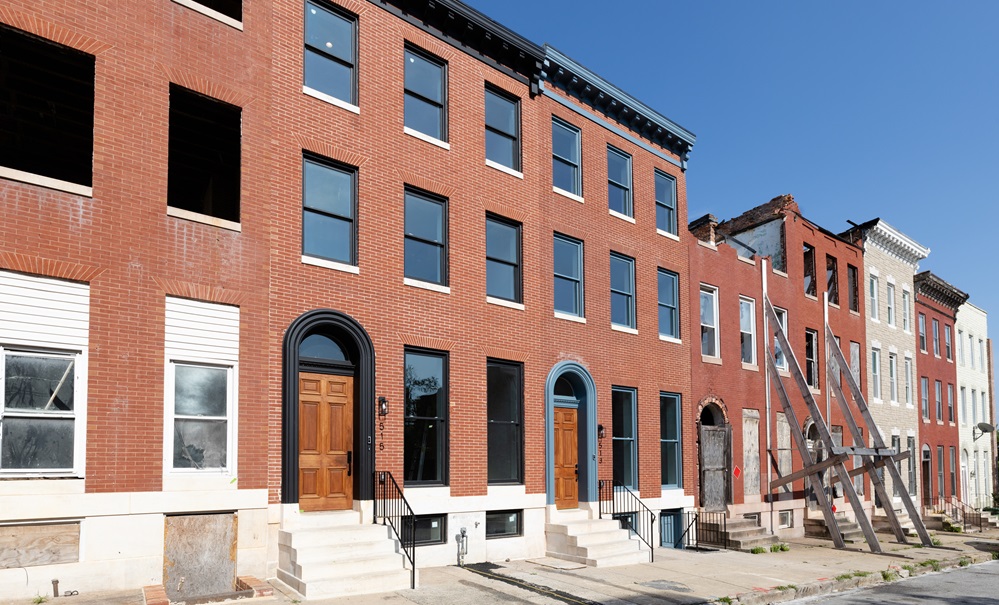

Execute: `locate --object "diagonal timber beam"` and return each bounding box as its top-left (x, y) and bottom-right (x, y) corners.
top-left (771, 453), bottom-right (849, 490)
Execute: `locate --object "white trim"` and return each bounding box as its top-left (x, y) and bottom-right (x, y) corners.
top-left (736, 254), bottom-right (755, 265)
top-left (171, 0), bottom-right (243, 30)
top-left (608, 208), bottom-right (636, 224)
top-left (552, 187), bottom-right (584, 204)
top-left (404, 277), bottom-right (451, 295)
top-left (611, 324), bottom-right (638, 335)
top-left (167, 206), bottom-right (242, 232)
top-left (0, 165), bottom-right (93, 197)
top-left (303, 86), bottom-right (360, 114)
top-left (554, 311), bottom-right (585, 324)
top-left (656, 229), bottom-right (680, 242)
top-left (486, 296), bottom-right (524, 311)
top-left (485, 159), bottom-right (523, 180)
top-left (301, 255), bottom-right (359, 274)
top-left (739, 296), bottom-right (757, 366)
top-left (404, 127), bottom-right (450, 150)
top-left (659, 335), bottom-right (682, 344)
top-left (869, 267), bottom-right (880, 277)
top-left (886, 275), bottom-right (896, 285)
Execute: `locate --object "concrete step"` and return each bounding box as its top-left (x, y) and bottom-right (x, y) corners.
top-left (545, 518), bottom-right (622, 535)
top-left (731, 534), bottom-right (779, 551)
top-left (284, 537), bottom-right (399, 563)
top-left (279, 523), bottom-right (395, 548)
top-left (546, 515), bottom-right (648, 568)
top-left (292, 552), bottom-right (409, 581)
top-left (278, 566), bottom-right (413, 598)
top-left (548, 508), bottom-right (592, 523)
top-left (280, 509), bottom-right (363, 530)
top-left (568, 528), bottom-right (632, 547)
top-left (579, 537), bottom-right (644, 559)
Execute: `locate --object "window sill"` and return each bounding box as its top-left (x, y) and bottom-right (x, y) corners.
top-left (0, 476), bottom-right (85, 495)
top-left (742, 362), bottom-right (759, 372)
top-left (829, 302), bottom-right (840, 309)
top-left (302, 255), bottom-right (359, 274)
top-left (0, 165), bottom-right (93, 198)
top-left (485, 159), bottom-right (523, 180)
top-left (809, 388), bottom-right (821, 396)
top-left (171, 0), bottom-right (243, 30)
top-left (552, 186), bottom-right (584, 203)
top-left (887, 323), bottom-right (897, 330)
top-left (554, 311), bottom-right (585, 324)
top-left (890, 400), bottom-right (900, 407)
top-left (611, 324), bottom-right (638, 335)
top-left (702, 355), bottom-right (722, 366)
top-left (656, 229), bottom-right (680, 242)
top-left (167, 206), bottom-right (242, 232)
top-left (871, 397), bottom-right (883, 404)
top-left (946, 358), bottom-right (953, 364)
top-left (777, 368), bottom-right (791, 377)
top-left (870, 318), bottom-right (880, 324)
top-left (659, 334), bottom-right (682, 344)
top-left (804, 294), bottom-right (818, 302)
top-left (608, 208), bottom-right (636, 224)
top-left (736, 255), bottom-right (755, 265)
top-left (404, 277), bottom-right (450, 294)
top-left (303, 86), bottom-right (360, 114)
top-left (404, 126), bottom-right (450, 150)
top-left (163, 472), bottom-right (238, 492)
top-left (486, 296), bottom-right (524, 311)
top-left (773, 269), bottom-right (788, 278)
top-left (850, 309), bottom-right (861, 316)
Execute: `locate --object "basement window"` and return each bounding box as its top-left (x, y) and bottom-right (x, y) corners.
top-left (778, 510), bottom-right (793, 528)
top-left (0, 25), bottom-right (95, 192)
top-left (485, 510), bottom-right (522, 539)
top-left (168, 85), bottom-right (242, 226)
top-left (403, 514), bottom-right (446, 546)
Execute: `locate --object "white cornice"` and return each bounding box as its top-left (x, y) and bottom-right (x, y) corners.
top-left (866, 220), bottom-right (929, 268)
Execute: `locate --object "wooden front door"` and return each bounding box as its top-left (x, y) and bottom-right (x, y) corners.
top-left (554, 407), bottom-right (578, 509)
top-left (699, 424), bottom-right (730, 512)
top-left (298, 373), bottom-right (353, 511)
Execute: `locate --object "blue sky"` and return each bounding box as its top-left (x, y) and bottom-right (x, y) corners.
top-left (467, 0), bottom-right (999, 380)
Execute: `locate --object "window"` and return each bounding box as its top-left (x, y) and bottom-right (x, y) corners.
top-left (868, 274), bottom-right (879, 320)
top-left (188, 1), bottom-right (242, 21)
top-left (902, 290), bottom-right (911, 331)
top-left (847, 265), bottom-right (859, 312)
top-left (661, 393), bottom-right (682, 488)
top-left (774, 307), bottom-right (788, 370)
top-left (921, 377), bottom-right (929, 419)
top-left (944, 325), bottom-right (952, 360)
top-left (485, 215), bottom-right (521, 302)
top-left (983, 393), bottom-right (989, 425)
top-left (972, 390), bottom-right (978, 424)
top-left (553, 234), bottom-right (584, 317)
top-left (850, 341), bottom-right (861, 383)
top-left (918, 314), bottom-right (927, 351)
top-left (0, 25), bottom-right (95, 190)
top-left (304, 0), bottom-right (356, 106)
top-left (871, 348), bottom-right (881, 400)
top-left (485, 510), bottom-right (522, 539)
top-left (487, 360), bottom-right (522, 484)
top-left (979, 340), bottom-right (986, 373)
top-left (937, 446), bottom-right (944, 500)
top-left (826, 255), bottom-right (839, 305)
top-left (165, 297), bottom-right (238, 474)
top-left (950, 446), bottom-right (957, 498)
top-left (168, 85), bottom-right (241, 224)
top-left (969, 334), bottom-right (976, 368)
top-left (302, 156), bottom-right (356, 265)
top-left (607, 146), bottom-right (632, 217)
top-left (657, 269), bottom-right (679, 339)
top-left (612, 388), bottom-right (637, 488)
top-left (700, 286), bottom-right (719, 357)
top-left (961, 387), bottom-right (967, 425)
top-left (904, 358), bottom-right (913, 404)
top-left (959, 330), bottom-right (965, 364)
top-left (404, 189), bottom-right (447, 285)
top-left (805, 329), bottom-right (819, 389)
top-left (886, 283), bottom-right (895, 326)
top-left (907, 436), bottom-right (916, 496)
top-left (404, 514), bottom-right (446, 546)
top-left (947, 384), bottom-right (954, 423)
top-left (404, 350), bottom-right (447, 484)
top-left (803, 244), bottom-right (816, 297)
top-left (552, 117), bottom-right (581, 196)
top-left (655, 171), bottom-right (678, 235)
top-left (935, 380), bottom-right (943, 420)
top-left (892, 435), bottom-right (901, 497)
top-left (888, 353), bottom-right (898, 402)
top-left (740, 297), bottom-right (756, 365)
top-left (404, 46), bottom-right (446, 141)
top-left (484, 87), bottom-right (520, 171)
top-left (610, 253), bottom-right (636, 329)
top-left (932, 319), bottom-right (940, 356)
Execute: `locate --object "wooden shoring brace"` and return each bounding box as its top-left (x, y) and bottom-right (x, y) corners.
top-left (765, 348), bottom-right (846, 549)
top-left (824, 324), bottom-right (934, 547)
top-left (764, 298), bottom-right (882, 553)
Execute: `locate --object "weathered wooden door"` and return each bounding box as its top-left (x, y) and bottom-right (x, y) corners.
top-left (554, 407), bottom-right (578, 509)
top-left (699, 424), bottom-right (730, 512)
top-left (298, 373), bottom-right (353, 511)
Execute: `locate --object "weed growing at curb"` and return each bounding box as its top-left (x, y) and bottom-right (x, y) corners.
top-left (835, 573), bottom-right (854, 581)
top-left (774, 584), bottom-right (797, 591)
top-left (881, 570), bottom-right (899, 582)
top-left (852, 570), bottom-right (872, 578)
top-left (717, 596), bottom-right (733, 604)
top-left (32, 597), bottom-right (47, 605)
top-left (992, 551), bottom-right (999, 561)
top-left (931, 537), bottom-right (943, 546)
top-left (750, 546), bottom-right (767, 554)
top-left (902, 564), bottom-right (916, 574)
top-left (919, 559), bottom-right (941, 571)
top-left (779, 542), bottom-right (790, 551)
top-left (959, 558), bottom-right (971, 567)
top-left (770, 543), bottom-right (781, 552)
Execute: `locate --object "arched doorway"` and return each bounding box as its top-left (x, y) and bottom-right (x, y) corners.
top-left (281, 310), bottom-right (376, 510)
top-left (921, 444), bottom-right (932, 506)
top-left (545, 362), bottom-right (597, 509)
top-left (804, 421), bottom-right (825, 510)
top-left (698, 401), bottom-right (730, 512)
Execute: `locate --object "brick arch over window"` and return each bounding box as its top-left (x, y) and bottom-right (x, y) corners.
top-left (696, 395), bottom-right (729, 426)
top-left (281, 309), bottom-right (376, 503)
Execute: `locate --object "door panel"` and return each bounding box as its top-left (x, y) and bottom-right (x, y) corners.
top-left (700, 425), bottom-right (730, 512)
top-left (554, 407), bottom-right (579, 509)
top-left (299, 372), bottom-right (354, 511)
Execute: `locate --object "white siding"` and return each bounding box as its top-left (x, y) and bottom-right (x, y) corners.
top-left (165, 297), bottom-right (239, 363)
top-left (0, 271), bottom-right (89, 350)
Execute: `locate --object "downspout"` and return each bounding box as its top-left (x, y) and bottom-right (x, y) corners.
top-left (824, 292), bottom-right (832, 504)
top-left (762, 259), bottom-right (773, 534)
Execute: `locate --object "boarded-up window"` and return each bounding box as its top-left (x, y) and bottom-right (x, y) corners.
top-left (0, 522), bottom-right (79, 568)
top-left (742, 409), bottom-right (760, 496)
top-left (831, 426), bottom-right (843, 497)
top-left (164, 513), bottom-right (236, 600)
top-left (776, 413), bottom-right (792, 492)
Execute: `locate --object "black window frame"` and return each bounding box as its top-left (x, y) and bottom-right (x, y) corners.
top-left (553, 233), bottom-right (584, 317)
top-left (485, 510), bottom-right (522, 539)
top-left (304, 0), bottom-right (358, 106)
top-left (485, 214), bottom-right (522, 303)
top-left (403, 348), bottom-right (449, 486)
top-left (655, 170), bottom-right (678, 235)
top-left (611, 387), bottom-right (638, 489)
top-left (404, 188), bottom-right (448, 286)
top-left (302, 153), bottom-right (358, 266)
top-left (826, 254), bottom-right (839, 306)
top-left (484, 85), bottom-right (520, 171)
top-left (487, 359), bottom-right (524, 485)
top-left (552, 116), bottom-right (581, 196)
top-left (403, 514), bottom-right (447, 546)
top-left (660, 392), bottom-right (682, 489)
top-left (606, 146), bottom-right (633, 217)
top-left (403, 44), bottom-right (447, 142)
top-left (847, 264), bottom-right (859, 312)
top-left (803, 244), bottom-right (816, 297)
top-left (657, 268), bottom-right (679, 340)
top-left (610, 252), bottom-right (636, 329)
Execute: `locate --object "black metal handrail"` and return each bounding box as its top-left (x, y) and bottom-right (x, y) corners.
top-left (695, 510), bottom-right (729, 549)
top-left (598, 480), bottom-right (656, 561)
top-left (375, 471), bottom-right (416, 588)
top-left (676, 511), bottom-right (699, 549)
top-left (950, 495), bottom-right (985, 532)
top-left (923, 495), bottom-right (983, 533)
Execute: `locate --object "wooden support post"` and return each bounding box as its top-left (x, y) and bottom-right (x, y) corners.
top-left (770, 454), bottom-right (849, 490)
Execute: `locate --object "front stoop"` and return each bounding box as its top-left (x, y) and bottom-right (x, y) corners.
top-left (276, 510), bottom-right (414, 599)
top-left (710, 517), bottom-right (779, 551)
top-left (545, 512), bottom-right (650, 567)
top-left (804, 512), bottom-right (865, 543)
top-left (872, 511), bottom-right (918, 537)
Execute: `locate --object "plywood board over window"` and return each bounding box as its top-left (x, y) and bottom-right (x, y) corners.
top-left (0, 522), bottom-right (80, 568)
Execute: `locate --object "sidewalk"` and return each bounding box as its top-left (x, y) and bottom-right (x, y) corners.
top-left (7, 530), bottom-right (999, 605)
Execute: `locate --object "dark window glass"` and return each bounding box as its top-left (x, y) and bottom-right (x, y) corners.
top-left (404, 350), bottom-right (447, 484)
top-left (0, 25), bottom-right (95, 187)
top-left (173, 364), bottom-right (228, 469)
top-left (554, 376), bottom-right (575, 399)
top-left (826, 255), bottom-right (839, 305)
top-left (404, 48), bottom-right (445, 140)
top-left (700, 287), bottom-right (718, 357)
top-left (612, 388), bottom-right (637, 488)
top-left (552, 118), bottom-right (581, 195)
top-left (485, 510), bottom-right (522, 538)
top-left (486, 216), bottom-right (521, 302)
top-left (907, 436), bottom-right (916, 496)
top-left (304, 1), bottom-right (356, 104)
top-left (805, 329), bottom-right (819, 388)
top-left (803, 244), bottom-right (816, 297)
top-left (655, 171), bottom-right (677, 235)
top-left (2, 353), bottom-right (77, 470)
top-left (404, 190), bottom-right (447, 285)
top-left (168, 85), bottom-right (241, 223)
top-left (192, 0), bottom-right (242, 20)
top-left (918, 314), bottom-right (927, 351)
top-left (847, 264), bottom-right (859, 312)
top-left (299, 333), bottom-right (347, 361)
top-left (932, 319), bottom-right (940, 356)
top-left (554, 234), bottom-right (583, 317)
top-left (661, 393), bottom-right (681, 488)
top-left (403, 514), bottom-right (446, 546)
top-left (921, 377), bottom-right (929, 419)
top-left (740, 298), bottom-right (755, 364)
top-left (610, 253), bottom-right (635, 329)
top-left (487, 360), bottom-right (523, 484)
top-left (658, 269), bottom-right (679, 339)
top-left (485, 88), bottom-right (519, 170)
top-left (303, 157), bottom-right (355, 264)
top-left (607, 147), bottom-right (632, 216)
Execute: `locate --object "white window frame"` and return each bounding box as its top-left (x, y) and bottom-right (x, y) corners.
top-left (904, 357), bottom-right (913, 405)
top-left (739, 296), bottom-right (756, 365)
top-left (969, 334), bottom-right (975, 369)
top-left (773, 307), bottom-right (788, 370)
top-left (979, 340), bottom-right (986, 373)
top-left (700, 285), bottom-right (719, 358)
top-left (902, 289), bottom-right (911, 332)
top-left (165, 360), bottom-right (237, 476)
top-left (961, 387), bottom-right (967, 425)
top-left (871, 348), bottom-right (882, 400)
top-left (932, 319), bottom-right (940, 357)
top-left (805, 329), bottom-right (820, 389)
top-left (958, 329), bottom-right (965, 365)
top-left (886, 282), bottom-right (895, 326)
top-left (888, 352), bottom-right (898, 403)
top-left (869, 275), bottom-right (879, 321)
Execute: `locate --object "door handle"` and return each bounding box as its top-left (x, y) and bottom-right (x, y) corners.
top-left (574, 463), bottom-right (579, 477)
top-left (346, 451), bottom-right (353, 477)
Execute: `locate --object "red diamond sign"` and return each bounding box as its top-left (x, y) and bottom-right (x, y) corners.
top-left (733, 466), bottom-right (742, 479)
